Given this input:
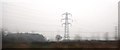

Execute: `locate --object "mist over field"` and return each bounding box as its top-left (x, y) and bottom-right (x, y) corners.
top-left (1, 0), bottom-right (120, 48)
top-left (1, 0), bottom-right (119, 41)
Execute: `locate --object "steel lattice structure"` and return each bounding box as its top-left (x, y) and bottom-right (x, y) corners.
top-left (61, 12), bottom-right (72, 40)
top-left (114, 25), bottom-right (118, 40)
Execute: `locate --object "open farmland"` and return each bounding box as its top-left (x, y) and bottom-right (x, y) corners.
top-left (3, 40), bottom-right (119, 48)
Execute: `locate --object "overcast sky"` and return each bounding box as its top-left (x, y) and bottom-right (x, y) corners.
top-left (1, 0), bottom-right (119, 40)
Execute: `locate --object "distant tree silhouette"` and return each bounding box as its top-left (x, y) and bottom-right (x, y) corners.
top-left (55, 35), bottom-right (62, 41)
top-left (2, 33), bottom-right (47, 44)
top-left (74, 34), bottom-right (81, 40)
top-left (104, 32), bottom-right (109, 41)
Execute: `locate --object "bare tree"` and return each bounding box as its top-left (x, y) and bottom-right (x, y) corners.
top-left (55, 35), bottom-right (62, 41)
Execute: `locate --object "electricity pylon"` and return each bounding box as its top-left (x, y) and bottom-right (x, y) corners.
top-left (61, 12), bottom-right (73, 40)
top-left (114, 25), bottom-right (118, 40)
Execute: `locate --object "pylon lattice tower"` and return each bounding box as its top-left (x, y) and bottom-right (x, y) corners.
top-left (114, 25), bottom-right (118, 40)
top-left (61, 12), bottom-right (72, 40)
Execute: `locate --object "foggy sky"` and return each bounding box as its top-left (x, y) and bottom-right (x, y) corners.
top-left (1, 0), bottom-right (119, 39)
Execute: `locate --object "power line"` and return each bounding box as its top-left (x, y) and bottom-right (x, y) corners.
top-left (61, 12), bottom-right (72, 40)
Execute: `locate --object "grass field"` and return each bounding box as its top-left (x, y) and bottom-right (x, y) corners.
top-left (3, 40), bottom-right (119, 48)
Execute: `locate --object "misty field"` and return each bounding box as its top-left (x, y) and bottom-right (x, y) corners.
top-left (3, 41), bottom-right (119, 48)
top-left (2, 32), bottom-right (119, 48)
